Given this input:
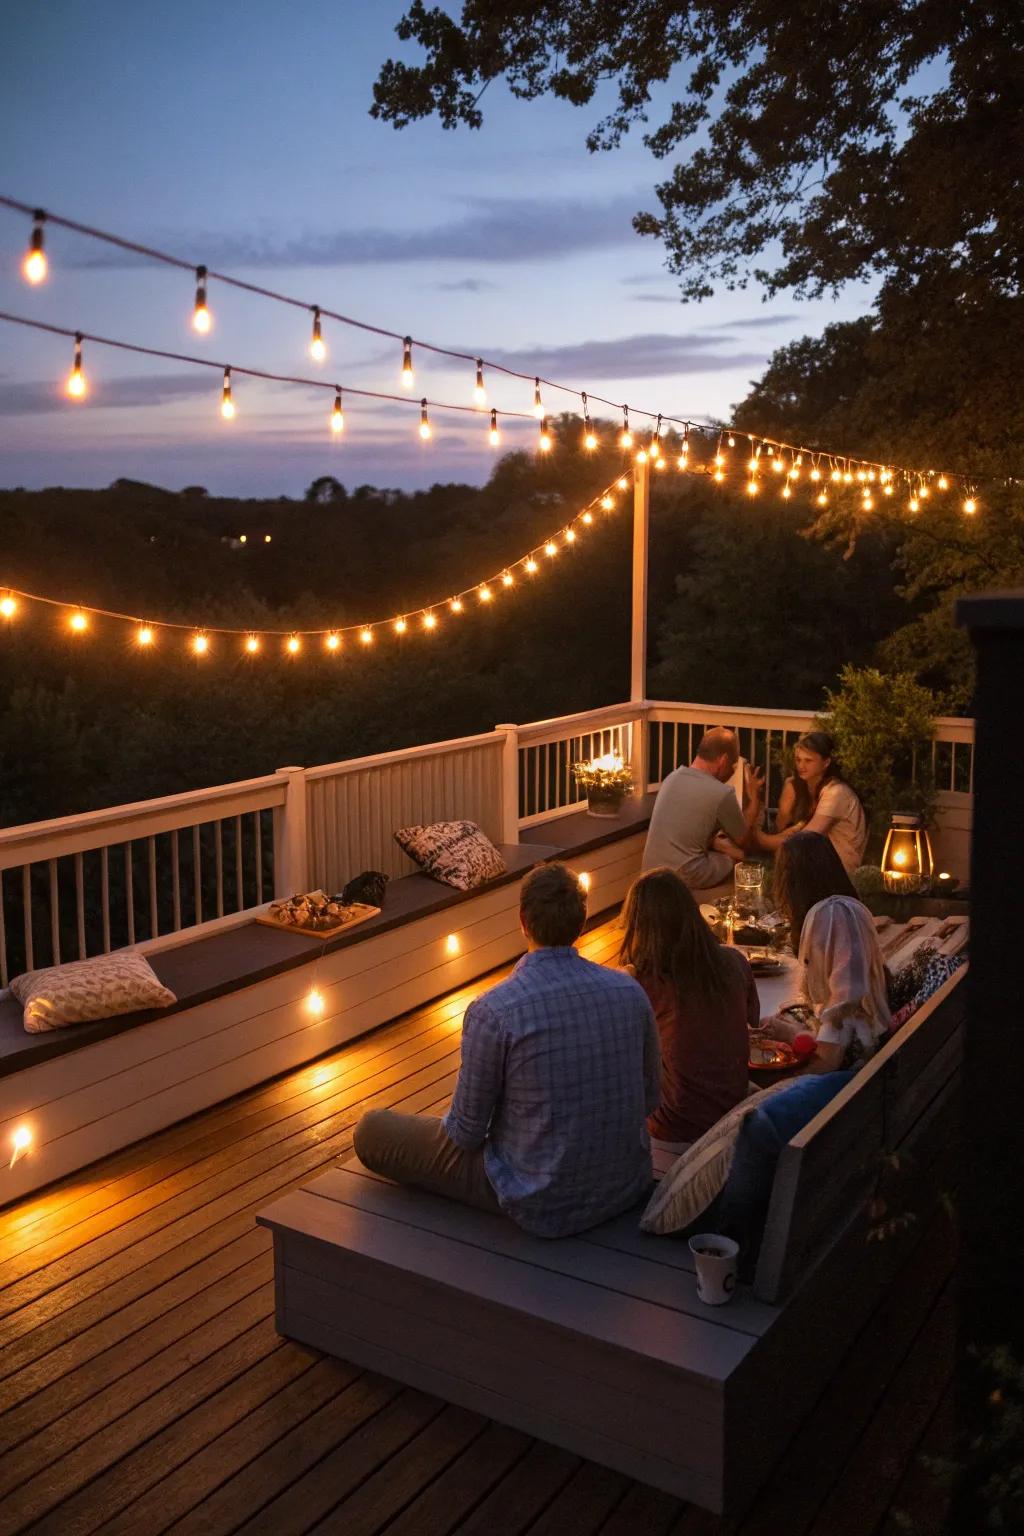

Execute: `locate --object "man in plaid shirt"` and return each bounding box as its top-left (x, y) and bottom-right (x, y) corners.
top-left (355, 863), bottom-right (661, 1237)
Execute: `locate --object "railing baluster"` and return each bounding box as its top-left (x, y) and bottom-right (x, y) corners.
top-left (75, 853), bottom-right (86, 958)
top-left (148, 836), bottom-right (159, 939)
top-left (48, 859), bottom-right (60, 966)
top-left (192, 825), bottom-right (203, 925)
top-left (0, 872), bottom-right (7, 987)
top-left (124, 844), bottom-right (135, 946)
top-left (22, 865), bottom-right (34, 972)
top-left (171, 829), bottom-right (182, 930)
top-left (215, 820), bottom-right (225, 917)
top-left (532, 745), bottom-right (540, 818)
top-left (235, 814), bottom-right (244, 911)
top-left (100, 847), bottom-right (111, 952)
top-left (254, 812), bottom-right (264, 904)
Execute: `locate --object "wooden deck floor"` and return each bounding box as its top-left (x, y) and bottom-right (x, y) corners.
top-left (0, 915), bottom-right (953, 1536)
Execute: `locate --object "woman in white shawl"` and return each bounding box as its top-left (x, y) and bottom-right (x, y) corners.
top-left (773, 831), bottom-right (891, 1069)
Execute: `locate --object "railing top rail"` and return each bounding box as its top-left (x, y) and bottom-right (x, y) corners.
top-left (648, 700), bottom-right (975, 741)
top-left (516, 700), bottom-right (641, 746)
top-left (305, 730), bottom-right (500, 782)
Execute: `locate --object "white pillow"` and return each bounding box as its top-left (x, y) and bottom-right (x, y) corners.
top-left (11, 951), bottom-right (177, 1034)
top-left (640, 1080), bottom-right (792, 1235)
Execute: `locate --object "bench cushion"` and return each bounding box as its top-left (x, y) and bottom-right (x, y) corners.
top-left (11, 950), bottom-right (177, 1033)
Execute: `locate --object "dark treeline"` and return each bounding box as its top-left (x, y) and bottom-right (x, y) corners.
top-left (0, 416), bottom-right (908, 826)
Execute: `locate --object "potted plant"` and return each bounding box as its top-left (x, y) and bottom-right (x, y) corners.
top-left (572, 753), bottom-right (634, 818)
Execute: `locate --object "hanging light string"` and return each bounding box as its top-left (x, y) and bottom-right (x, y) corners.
top-left (0, 472), bottom-right (634, 655)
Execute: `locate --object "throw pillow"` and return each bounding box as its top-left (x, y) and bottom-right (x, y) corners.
top-left (639, 1079), bottom-right (794, 1236)
top-left (11, 951), bottom-right (177, 1034)
top-left (394, 820), bottom-right (507, 891)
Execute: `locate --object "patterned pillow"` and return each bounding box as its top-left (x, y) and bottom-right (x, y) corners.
top-left (639, 1080), bottom-right (794, 1235)
top-left (394, 820), bottom-right (507, 891)
top-left (11, 951), bottom-right (177, 1034)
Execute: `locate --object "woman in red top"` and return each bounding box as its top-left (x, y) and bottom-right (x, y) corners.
top-left (620, 867), bottom-right (758, 1143)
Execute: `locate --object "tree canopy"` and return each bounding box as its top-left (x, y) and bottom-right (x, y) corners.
top-left (372, 2), bottom-right (1024, 303)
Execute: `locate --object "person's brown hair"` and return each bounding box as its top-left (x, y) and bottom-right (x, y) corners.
top-left (519, 863), bottom-right (587, 947)
top-left (695, 726), bottom-right (739, 766)
top-left (789, 730), bottom-right (846, 824)
top-left (619, 866), bottom-right (738, 1003)
top-left (773, 831), bottom-right (858, 943)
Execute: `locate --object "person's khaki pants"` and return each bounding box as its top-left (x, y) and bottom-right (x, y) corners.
top-left (353, 1109), bottom-right (501, 1214)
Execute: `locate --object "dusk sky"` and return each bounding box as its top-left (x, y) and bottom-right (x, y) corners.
top-left (0, 1), bottom-right (873, 496)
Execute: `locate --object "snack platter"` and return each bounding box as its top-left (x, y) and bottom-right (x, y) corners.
top-left (256, 890), bottom-right (380, 938)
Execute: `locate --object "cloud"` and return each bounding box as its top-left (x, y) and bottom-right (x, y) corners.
top-left (477, 333), bottom-right (768, 380)
top-left (70, 194), bottom-right (645, 270)
top-left (0, 373), bottom-right (218, 416)
top-left (432, 278), bottom-right (500, 293)
top-left (704, 313), bottom-right (800, 329)
top-left (631, 293), bottom-right (682, 305)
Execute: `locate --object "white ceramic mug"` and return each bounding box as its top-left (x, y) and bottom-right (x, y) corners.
top-left (688, 1233), bottom-right (739, 1306)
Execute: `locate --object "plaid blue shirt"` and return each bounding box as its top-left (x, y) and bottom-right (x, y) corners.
top-left (443, 947), bottom-right (661, 1237)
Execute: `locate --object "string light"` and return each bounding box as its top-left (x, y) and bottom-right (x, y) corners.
top-left (66, 333), bottom-right (86, 399)
top-left (620, 407), bottom-right (633, 449)
top-left (22, 211), bottom-right (46, 284)
top-left (582, 394), bottom-right (597, 451)
top-left (938, 475), bottom-right (949, 491)
top-left (963, 495), bottom-right (978, 515)
top-left (192, 632), bottom-right (209, 655)
top-left (582, 511), bottom-right (593, 524)
top-left (192, 266), bottom-right (211, 333)
top-left (816, 490), bottom-right (828, 507)
top-left (488, 408), bottom-right (499, 447)
top-left (220, 367), bottom-right (234, 419)
top-left (450, 598), bottom-right (463, 613)
top-left (136, 625), bottom-right (154, 646)
top-left (68, 609), bottom-right (88, 633)
top-left (473, 359), bottom-right (486, 406)
top-left (532, 378), bottom-right (544, 419)
top-left (286, 634), bottom-right (302, 654)
top-left (422, 612), bottom-right (437, 630)
top-left (538, 416), bottom-right (552, 453)
top-left (0, 595), bottom-right (17, 618)
top-left (617, 477), bottom-right (628, 490)
top-left (246, 634), bottom-right (261, 654)
top-left (746, 477), bottom-right (759, 497)
top-left (325, 630), bottom-right (341, 650)
top-left (419, 398), bottom-right (431, 440)
top-left (501, 571), bottom-right (514, 587)
top-left (401, 337), bottom-right (414, 387)
top-left (394, 617), bottom-right (407, 634)
top-left (331, 388), bottom-right (344, 434)
top-left (544, 541), bottom-right (558, 557)
top-left (524, 558), bottom-right (538, 574)
top-left (309, 306), bottom-right (326, 362)
top-left (360, 626), bottom-right (373, 644)
top-left (565, 528), bottom-right (576, 543)
top-left (478, 585), bottom-right (492, 602)
top-left (600, 494), bottom-right (614, 510)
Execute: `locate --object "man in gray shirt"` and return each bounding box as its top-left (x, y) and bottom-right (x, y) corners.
top-left (642, 727), bottom-right (763, 889)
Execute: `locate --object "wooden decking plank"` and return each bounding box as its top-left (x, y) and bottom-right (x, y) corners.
top-left (380, 1420), bottom-right (533, 1536)
top-left (804, 1283), bottom-right (955, 1536)
top-left (450, 1440), bottom-right (582, 1536)
top-left (0, 1302), bottom-right (291, 1534)
top-left (877, 1385), bottom-right (953, 1536)
top-left (0, 1048), bottom-right (461, 1348)
top-left (229, 1387), bottom-right (447, 1536)
top-left (0, 1063), bottom-right (457, 1390)
top-left (304, 1403), bottom-right (490, 1536)
top-left (319, 1165), bottom-right (775, 1334)
top-left (521, 1460), bottom-right (632, 1535)
top-left (98, 1355), bottom-right (363, 1536)
top-left (0, 1248), bottom-right (271, 1474)
top-left (596, 1481), bottom-right (684, 1535)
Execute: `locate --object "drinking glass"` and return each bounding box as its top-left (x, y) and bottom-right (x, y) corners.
top-left (734, 862), bottom-right (765, 918)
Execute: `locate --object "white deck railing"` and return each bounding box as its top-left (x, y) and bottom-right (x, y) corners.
top-left (0, 700), bottom-right (975, 984)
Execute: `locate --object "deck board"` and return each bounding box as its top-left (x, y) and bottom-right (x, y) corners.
top-left (0, 912), bottom-right (952, 1536)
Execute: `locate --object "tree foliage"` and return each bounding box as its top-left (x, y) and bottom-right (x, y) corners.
top-left (821, 664), bottom-right (940, 840)
top-left (372, 2), bottom-right (1024, 302)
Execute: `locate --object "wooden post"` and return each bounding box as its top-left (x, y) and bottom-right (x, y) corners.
top-left (630, 457), bottom-right (651, 796)
top-left (954, 592), bottom-right (1024, 1515)
top-left (494, 724), bottom-right (521, 846)
top-left (273, 766), bottom-right (308, 897)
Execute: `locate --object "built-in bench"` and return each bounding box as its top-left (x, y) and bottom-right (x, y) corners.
top-left (0, 797), bottom-right (656, 1204)
top-left (258, 962), bottom-right (966, 1517)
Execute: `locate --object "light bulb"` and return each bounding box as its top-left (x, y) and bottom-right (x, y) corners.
top-left (422, 612), bottom-right (437, 630)
top-left (565, 528), bottom-right (576, 543)
top-left (655, 456), bottom-right (667, 471)
top-left (937, 475), bottom-right (949, 491)
top-left (600, 495), bottom-right (614, 511)
top-left (620, 407), bottom-right (632, 448)
top-left (239, 534), bottom-right (247, 544)
top-left (305, 986), bottom-right (325, 1017)
top-left (544, 541), bottom-right (558, 557)
top-left (582, 510), bottom-right (593, 524)
top-left (221, 367), bottom-right (234, 419)
top-left (394, 617), bottom-right (407, 634)
top-left (584, 429), bottom-right (597, 451)
top-left (488, 408), bottom-right (499, 447)
top-left (401, 337), bottom-right (414, 387)
top-left (524, 558), bottom-right (538, 574)
top-left (747, 458), bottom-right (758, 473)
top-left (677, 453), bottom-right (688, 471)
top-left (863, 495), bottom-right (874, 510)
top-left (478, 585), bottom-right (492, 603)
top-left (325, 631), bottom-right (340, 651)
top-left (714, 453), bottom-right (725, 469)
top-left (192, 266), bottom-right (211, 333)
top-left (538, 417), bottom-right (552, 453)
top-left (419, 399), bottom-right (431, 440)
top-left (908, 496), bottom-right (920, 512)
top-left (136, 625), bottom-right (154, 646)
top-left (11, 1124), bottom-right (32, 1152)
top-left (727, 434), bottom-right (736, 447)
top-left (66, 333), bottom-right (87, 399)
top-left (69, 610), bottom-right (88, 633)
top-left (502, 571), bottom-right (514, 587)
top-left (532, 378), bottom-right (544, 419)
top-left (473, 360), bottom-right (486, 406)
top-left (331, 389), bottom-right (344, 433)
top-left (746, 479), bottom-right (759, 496)
top-left (192, 632), bottom-right (209, 655)
top-left (0, 595), bottom-right (17, 618)
top-left (450, 598), bottom-right (463, 613)
top-left (919, 485), bottom-right (930, 500)
top-left (310, 307), bottom-right (326, 361)
top-left (831, 469), bottom-right (842, 483)
top-left (816, 491), bottom-right (828, 506)
top-left (264, 534), bottom-right (272, 544)
top-left (286, 634), bottom-right (301, 654)
top-left (781, 485), bottom-right (792, 499)
top-left (810, 467), bottom-right (821, 482)
top-left (963, 496), bottom-right (977, 515)
top-left (23, 212), bottom-right (47, 284)
top-left (578, 872), bottom-right (591, 892)
top-left (360, 627), bottom-right (373, 645)
top-left (246, 634), bottom-right (261, 654)
top-left (883, 484), bottom-right (894, 496)
top-left (855, 470), bottom-right (866, 483)
top-left (843, 471), bottom-right (853, 485)
top-left (445, 933), bottom-right (460, 956)
top-left (713, 468), bottom-right (725, 483)
top-left (635, 449), bottom-right (648, 464)
top-left (772, 459), bottom-right (785, 474)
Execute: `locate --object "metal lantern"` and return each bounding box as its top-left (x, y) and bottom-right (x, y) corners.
top-left (881, 813), bottom-right (935, 892)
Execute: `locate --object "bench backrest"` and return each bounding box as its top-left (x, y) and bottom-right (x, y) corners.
top-left (753, 964), bottom-right (967, 1303)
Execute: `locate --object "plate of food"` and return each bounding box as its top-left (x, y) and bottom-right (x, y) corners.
top-left (748, 1036), bottom-right (798, 1070)
top-left (744, 948), bottom-right (785, 976)
top-left (257, 890), bottom-right (380, 937)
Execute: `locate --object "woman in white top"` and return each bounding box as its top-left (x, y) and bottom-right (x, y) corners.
top-left (771, 831), bottom-right (891, 1070)
top-left (754, 731), bottom-right (867, 874)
